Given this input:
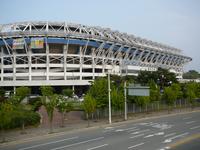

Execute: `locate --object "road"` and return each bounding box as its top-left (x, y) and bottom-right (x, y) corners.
top-left (1, 111), bottom-right (200, 150)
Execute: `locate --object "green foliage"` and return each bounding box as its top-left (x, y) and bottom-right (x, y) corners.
top-left (40, 86), bottom-right (54, 97)
top-left (83, 93), bottom-right (96, 114)
top-left (171, 83), bottom-right (183, 99)
top-left (62, 89), bottom-right (73, 97)
top-left (88, 77), bottom-right (108, 109)
top-left (0, 88), bottom-right (5, 103)
top-left (0, 103), bottom-right (40, 130)
top-left (137, 68), bottom-right (177, 86)
top-left (57, 95), bottom-right (73, 113)
top-left (9, 87), bottom-right (31, 105)
top-left (183, 70), bottom-right (200, 79)
top-left (148, 80), bottom-right (160, 102)
top-left (41, 94), bottom-right (58, 123)
top-left (28, 97), bottom-right (42, 111)
top-left (111, 87), bottom-right (124, 110)
top-left (134, 96), bottom-right (150, 108)
top-left (0, 103), bottom-right (14, 130)
top-left (185, 83), bottom-right (197, 106)
top-left (9, 95), bottom-right (22, 105)
top-left (16, 87), bottom-right (31, 100)
top-left (163, 87), bottom-right (176, 106)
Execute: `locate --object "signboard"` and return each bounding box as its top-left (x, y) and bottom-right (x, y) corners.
top-left (128, 84), bottom-right (150, 96)
top-left (31, 38), bottom-right (44, 49)
top-left (12, 38), bottom-right (24, 49)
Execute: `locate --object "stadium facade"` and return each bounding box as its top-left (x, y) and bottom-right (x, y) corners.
top-left (0, 21), bottom-right (192, 91)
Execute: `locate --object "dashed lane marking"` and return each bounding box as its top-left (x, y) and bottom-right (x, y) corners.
top-left (18, 136), bottom-right (78, 150)
top-left (186, 121), bottom-right (196, 124)
top-left (190, 125), bottom-right (200, 130)
top-left (128, 142), bottom-right (144, 149)
top-left (87, 144), bottom-right (108, 150)
top-left (130, 133), bottom-right (145, 139)
top-left (50, 137), bottom-right (104, 150)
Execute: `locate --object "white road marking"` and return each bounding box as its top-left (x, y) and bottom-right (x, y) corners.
top-left (186, 121), bottom-right (196, 124)
top-left (155, 132), bottom-right (165, 136)
top-left (159, 146), bottom-right (170, 150)
top-left (131, 129), bottom-right (150, 135)
top-left (164, 132), bottom-right (176, 137)
top-left (144, 132), bottom-right (164, 138)
top-left (163, 132), bottom-right (189, 143)
top-left (128, 142), bottom-right (144, 149)
top-left (144, 134), bottom-right (154, 138)
top-left (115, 129), bottom-right (124, 132)
top-left (87, 144), bottom-right (108, 150)
top-left (183, 117), bottom-right (192, 120)
top-left (115, 126), bottom-right (138, 132)
top-left (190, 125), bottom-right (200, 130)
top-left (18, 136), bottom-right (78, 150)
top-left (130, 133), bottom-right (145, 139)
top-left (51, 137), bottom-right (104, 150)
top-left (127, 128), bottom-right (140, 133)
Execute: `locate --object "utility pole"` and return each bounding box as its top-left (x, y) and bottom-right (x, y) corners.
top-left (108, 73), bottom-right (112, 124)
top-left (124, 81), bottom-right (127, 120)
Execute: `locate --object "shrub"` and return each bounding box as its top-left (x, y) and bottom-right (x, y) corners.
top-left (0, 109), bottom-right (40, 130)
top-left (28, 97), bottom-right (42, 111)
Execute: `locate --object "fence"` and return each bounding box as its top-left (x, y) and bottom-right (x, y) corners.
top-left (92, 99), bottom-right (200, 119)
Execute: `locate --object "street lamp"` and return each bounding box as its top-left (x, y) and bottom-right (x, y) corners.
top-left (124, 81), bottom-right (127, 121)
top-left (108, 72), bottom-right (112, 124)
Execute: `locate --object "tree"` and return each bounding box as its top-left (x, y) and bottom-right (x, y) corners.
top-left (185, 83), bottom-right (197, 109)
top-left (111, 87), bottom-right (124, 111)
top-left (163, 87), bottom-right (176, 113)
top-left (10, 87), bottom-right (30, 105)
top-left (0, 88), bottom-right (5, 103)
top-left (62, 88), bottom-right (73, 98)
top-left (57, 95), bottom-right (73, 127)
top-left (40, 86), bottom-right (57, 133)
top-left (137, 68), bottom-right (177, 86)
top-left (82, 93), bottom-right (96, 127)
top-left (0, 103), bottom-right (13, 142)
top-left (88, 78), bottom-right (108, 109)
top-left (148, 80), bottom-right (160, 102)
top-left (6, 87), bottom-right (31, 133)
top-left (134, 96), bottom-right (150, 108)
top-left (183, 70), bottom-right (200, 79)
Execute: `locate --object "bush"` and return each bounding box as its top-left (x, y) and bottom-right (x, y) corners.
top-left (0, 109), bottom-right (40, 130)
top-left (28, 97), bottom-right (42, 111)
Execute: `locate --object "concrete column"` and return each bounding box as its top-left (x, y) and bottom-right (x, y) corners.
top-left (28, 45), bottom-right (32, 81)
top-left (92, 48), bottom-right (95, 80)
top-left (13, 50), bottom-right (16, 81)
top-left (63, 45), bottom-right (67, 80)
top-left (79, 46), bottom-right (82, 80)
top-left (1, 47), bottom-right (3, 81)
top-left (46, 41), bottom-right (49, 80)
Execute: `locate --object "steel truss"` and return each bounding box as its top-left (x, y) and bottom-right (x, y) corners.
top-left (0, 21), bottom-right (192, 86)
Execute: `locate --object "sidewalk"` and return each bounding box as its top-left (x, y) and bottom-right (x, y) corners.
top-left (0, 107), bottom-right (199, 145)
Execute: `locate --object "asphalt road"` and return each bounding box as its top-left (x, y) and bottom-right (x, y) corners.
top-left (171, 138), bottom-right (200, 150)
top-left (1, 111), bottom-right (200, 150)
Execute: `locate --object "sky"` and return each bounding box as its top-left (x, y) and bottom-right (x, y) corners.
top-left (1, 0), bottom-right (200, 72)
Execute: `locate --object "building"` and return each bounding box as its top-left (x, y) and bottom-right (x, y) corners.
top-left (0, 21), bottom-right (192, 93)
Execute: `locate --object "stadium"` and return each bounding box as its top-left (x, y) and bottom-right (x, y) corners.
top-left (0, 21), bottom-right (192, 94)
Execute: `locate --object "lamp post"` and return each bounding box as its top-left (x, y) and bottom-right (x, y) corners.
top-left (124, 81), bottom-right (127, 121)
top-left (108, 72), bottom-right (112, 124)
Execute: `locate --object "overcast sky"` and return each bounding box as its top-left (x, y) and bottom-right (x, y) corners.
top-left (1, 0), bottom-right (200, 72)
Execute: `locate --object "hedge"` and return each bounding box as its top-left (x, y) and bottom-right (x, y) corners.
top-left (0, 109), bottom-right (41, 130)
